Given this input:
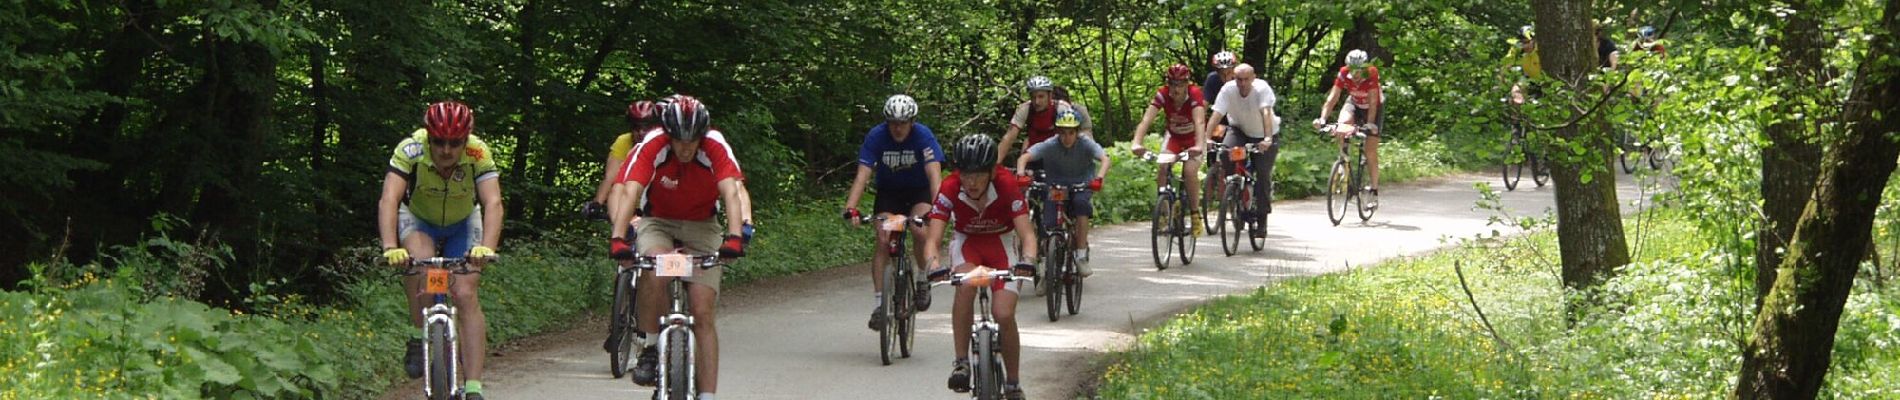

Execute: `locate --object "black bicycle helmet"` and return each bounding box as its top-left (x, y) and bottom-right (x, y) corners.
top-left (952, 135), bottom-right (998, 172)
top-left (658, 94), bottom-right (711, 142)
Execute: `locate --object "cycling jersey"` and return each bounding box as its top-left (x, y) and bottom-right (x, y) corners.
top-left (608, 127), bottom-right (663, 160)
top-left (1202, 71), bottom-right (1226, 105)
top-left (387, 129), bottom-right (499, 226)
top-left (615, 130), bottom-right (745, 220)
top-left (1024, 136), bottom-right (1104, 186)
top-left (1334, 66), bottom-right (1382, 108)
top-left (1507, 47), bottom-right (1545, 80)
top-left (1149, 85), bottom-right (1207, 137)
top-left (857, 122), bottom-right (944, 190)
top-left (929, 172), bottom-right (1028, 236)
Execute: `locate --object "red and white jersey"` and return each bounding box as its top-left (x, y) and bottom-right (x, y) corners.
top-left (1149, 85), bottom-right (1206, 137)
top-left (1334, 65), bottom-right (1382, 108)
top-left (929, 172), bottom-right (1028, 236)
top-left (616, 129), bottom-right (745, 220)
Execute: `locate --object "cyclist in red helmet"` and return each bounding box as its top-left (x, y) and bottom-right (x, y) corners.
top-left (378, 100), bottom-right (506, 400)
top-left (1130, 63), bottom-right (1211, 236)
top-left (606, 94), bottom-right (749, 400)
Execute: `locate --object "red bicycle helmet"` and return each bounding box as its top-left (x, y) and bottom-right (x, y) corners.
top-left (658, 95), bottom-right (711, 142)
top-left (425, 101), bottom-right (473, 140)
top-left (1166, 63), bottom-right (1193, 82)
top-left (627, 100), bottom-right (659, 128)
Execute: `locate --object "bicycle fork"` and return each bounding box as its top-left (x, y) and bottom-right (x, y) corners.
top-left (422, 301), bottom-right (462, 398)
top-left (656, 282), bottom-right (696, 400)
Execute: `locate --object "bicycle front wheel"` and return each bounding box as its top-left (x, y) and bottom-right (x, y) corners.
top-left (426, 321), bottom-right (455, 400)
top-left (1531, 152), bottom-right (1551, 187)
top-left (1200, 161), bottom-right (1223, 234)
top-left (1220, 182), bottom-right (1243, 256)
top-left (1503, 133), bottom-right (1524, 191)
top-left (1150, 196), bottom-right (1173, 270)
top-left (973, 330), bottom-right (1001, 400)
top-left (1356, 159), bottom-right (1375, 222)
top-left (879, 265), bottom-right (899, 365)
top-left (663, 329), bottom-right (692, 400)
top-left (608, 271), bottom-right (637, 377)
top-left (1043, 235), bottom-right (1066, 322)
top-left (894, 259), bottom-right (916, 359)
top-left (1328, 160), bottom-right (1350, 226)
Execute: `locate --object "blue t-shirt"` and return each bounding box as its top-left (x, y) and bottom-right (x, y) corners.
top-left (857, 122), bottom-right (944, 189)
top-left (1202, 71), bottom-right (1225, 105)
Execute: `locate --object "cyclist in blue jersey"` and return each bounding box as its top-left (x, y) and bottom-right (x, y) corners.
top-left (844, 94), bottom-right (946, 331)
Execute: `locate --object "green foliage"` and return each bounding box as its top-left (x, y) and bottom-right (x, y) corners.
top-left (1100, 210), bottom-right (1900, 398)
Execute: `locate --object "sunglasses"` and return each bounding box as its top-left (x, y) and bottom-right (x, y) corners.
top-left (428, 138), bottom-right (467, 147)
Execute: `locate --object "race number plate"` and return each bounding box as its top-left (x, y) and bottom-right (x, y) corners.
top-left (656, 253), bottom-right (694, 277)
top-left (1229, 147), bottom-right (1248, 162)
top-left (1051, 189), bottom-right (1069, 201)
top-left (424, 269), bottom-right (451, 294)
top-left (882, 216), bottom-right (908, 232)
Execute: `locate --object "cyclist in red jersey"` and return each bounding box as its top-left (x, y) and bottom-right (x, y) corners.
top-left (924, 134), bottom-right (1039, 400)
top-left (605, 94), bottom-right (748, 400)
top-left (1130, 63), bottom-right (1211, 235)
top-left (1314, 49), bottom-right (1386, 209)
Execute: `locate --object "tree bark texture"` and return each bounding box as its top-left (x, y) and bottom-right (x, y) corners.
top-left (1734, 1), bottom-right (1900, 397)
top-left (1241, 14), bottom-right (1270, 70)
top-left (1756, 0), bottom-right (1829, 308)
top-left (1531, 0), bottom-right (1632, 297)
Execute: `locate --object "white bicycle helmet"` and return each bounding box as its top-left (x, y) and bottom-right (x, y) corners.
top-left (1345, 50), bottom-right (1369, 67)
top-left (1025, 76), bottom-right (1054, 93)
top-left (1211, 51), bottom-right (1237, 69)
top-left (883, 94), bottom-right (918, 122)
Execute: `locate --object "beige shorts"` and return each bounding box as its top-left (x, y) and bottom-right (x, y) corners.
top-left (636, 217), bottom-right (725, 292)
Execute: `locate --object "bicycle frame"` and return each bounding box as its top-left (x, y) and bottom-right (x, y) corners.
top-left (406, 257), bottom-right (478, 400)
top-left (933, 269), bottom-right (1033, 398)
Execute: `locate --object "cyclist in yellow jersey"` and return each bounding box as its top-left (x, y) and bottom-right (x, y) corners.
top-left (1504, 25), bottom-right (1544, 105)
top-left (587, 100), bottom-right (662, 218)
top-left (378, 101), bottom-right (505, 400)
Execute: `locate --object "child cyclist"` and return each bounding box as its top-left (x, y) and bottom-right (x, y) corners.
top-left (1013, 108), bottom-right (1108, 277)
top-left (923, 134), bottom-right (1040, 400)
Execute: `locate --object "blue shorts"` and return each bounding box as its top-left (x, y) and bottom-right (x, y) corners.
top-left (399, 205), bottom-right (482, 257)
top-left (1040, 189), bottom-right (1094, 228)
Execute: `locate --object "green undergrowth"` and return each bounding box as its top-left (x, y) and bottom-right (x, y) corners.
top-left (0, 200), bottom-right (869, 400)
top-left (1097, 209), bottom-right (1900, 399)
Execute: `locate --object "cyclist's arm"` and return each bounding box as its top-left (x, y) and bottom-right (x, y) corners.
top-left (378, 171), bottom-right (409, 249)
top-left (593, 155), bottom-right (625, 204)
top-left (1129, 105), bottom-right (1160, 148)
top-left (609, 181), bottom-right (646, 240)
top-left (718, 178), bottom-right (745, 237)
top-left (843, 165), bottom-right (874, 213)
top-left (924, 162), bottom-right (943, 205)
top-left (1205, 110), bottom-right (1228, 141)
top-left (1262, 106), bottom-right (1278, 139)
top-left (1015, 148), bottom-right (1037, 175)
top-left (1191, 105), bottom-right (1209, 152)
top-left (1093, 151), bottom-right (1111, 181)
top-left (738, 182), bottom-right (754, 224)
top-left (1319, 86), bottom-right (1343, 123)
top-left (1369, 85), bottom-right (1384, 123)
top-left (1013, 213), bottom-right (1037, 263)
top-left (922, 218), bottom-right (947, 269)
top-left (477, 177), bottom-right (504, 250)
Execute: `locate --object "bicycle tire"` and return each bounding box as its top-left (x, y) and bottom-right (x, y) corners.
top-left (879, 265), bottom-right (898, 365)
top-left (1356, 157), bottom-right (1375, 222)
top-left (1647, 144), bottom-right (1664, 170)
top-left (427, 321), bottom-right (454, 400)
top-left (1044, 234), bottom-right (1065, 322)
top-left (974, 330), bottom-right (1000, 400)
top-left (1250, 189), bottom-right (1267, 251)
top-left (608, 271), bottom-right (636, 378)
top-left (1150, 195), bottom-right (1172, 270)
top-left (1503, 132), bottom-right (1524, 191)
top-left (1201, 161), bottom-right (1223, 233)
top-left (895, 257), bottom-right (916, 359)
top-left (663, 329), bottom-right (691, 400)
top-left (1531, 152), bottom-right (1550, 187)
top-left (1179, 198), bottom-right (1198, 265)
top-left (1066, 248), bottom-right (1083, 315)
top-left (1328, 160), bottom-right (1350, 226)
top-left (1220, 181), bottom-right (1243, 256)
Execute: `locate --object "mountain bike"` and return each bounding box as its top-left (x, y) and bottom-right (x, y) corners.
top-left (627, 253), bottom-right (724, 400)
top-left (592, 208), bottom-right (641, 379)
top-left (1501, 98), bottom-right (1549, 191)
top-left (857, 214), bottom-right (928, 365)
top-left (934, 266), bottom-right (1035, 400)
top-left (1021, 175), bottom-right (1088, 321)
top-left (1618, 108), bottom-right (1664, 174)
top-left (1218, 141), bottom-right (1271, 255)
top-left (402, 257), bottom-right (488, 400)
top-left (1144, 152), bottom-right (1198, 270)
top-left (1321, 123), bottom-right (1377, 225)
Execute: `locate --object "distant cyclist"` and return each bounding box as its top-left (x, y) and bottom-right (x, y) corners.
top-left (1313, 49), bottom-right (1385, 209)
top-left (843, 94), bottom-right (945, 331)
top-left (1015, 108), bottom-right (1109, 276)
top-left (1130, 63), bottom-right (1210, 236)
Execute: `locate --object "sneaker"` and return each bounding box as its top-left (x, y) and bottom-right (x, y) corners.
top-left (1366, 188), bottom-right (1380, 210)
top-left (1077, 249), bottom-right (1093, 277)
top-left (631, 345), bottom-right (660, 386)
top-left (1003, 383), bottom-right (1026, 400)
top-left (869, 306), bottom-right (887, 331)
top-left (947, 359), bottom-right (971, 392)
top-left (913, 281), bottom-right (933, 312)
top-left (1190, 215), bottom-right (1205, 237)
top-left (404, 338), bottom-right (424, 378)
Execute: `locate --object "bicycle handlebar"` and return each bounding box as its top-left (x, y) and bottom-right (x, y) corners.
top-left (626, 253), bottom-right (725, 270)
top-left (1316, 123), bottom-right (1371, 139)
top-left (930, 269), bottom-right (1036, 287)
top-left (400, 256), bottom-right (493, 275)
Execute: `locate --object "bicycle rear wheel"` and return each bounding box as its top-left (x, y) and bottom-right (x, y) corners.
top-left (1356, 158), bottom-right (1376, 222)
top-left (608, 271), bottom-right (637, 377)
top-left (1250, 189), bottom-right (1267, 252)
top-left (1328, 160), bottom-right (1350, 226)
top-left (1531, 152), bottom-right (1550, 187)
top-left (1200, 160), bottom-right (1223, 234)
top-left (1150, 195), bottom-right (1173, 270)
top-left (426, 321), bottom-right (454, 400)
top-left (1178, 200), bottom-right (1197, 264)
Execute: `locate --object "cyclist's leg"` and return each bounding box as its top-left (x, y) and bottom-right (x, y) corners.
top-left (990, 234), bottom-right (1024, 384)
top-left (1168, 134), bottom-right (1200, 213)
top-left (678, 218), bottom-right (726, 395)
top-left (397, 205), bottom-right (438, 328)
top-left (907, 201), bottom-right (934, 277)
top-left (1365, 110), bottom-right (1384, 193)
top-left (633, 218), bottom-right (680, 337)
top-left (1254, 135), bottom-right (1279, 216)
top-left (1071, 190), bottom-right (1094, 254)
top-left (437, 217), bottom-right (487, 383)
top-left (947, 235), bottom-right (980, 358)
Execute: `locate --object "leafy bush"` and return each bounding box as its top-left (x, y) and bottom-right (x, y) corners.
top-left (1098, 210), bottom-right (1900, 398)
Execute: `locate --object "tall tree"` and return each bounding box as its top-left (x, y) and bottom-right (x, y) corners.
top-left (1734, 1), bottom-right (1900, 396)
top-left (1530, 0), bottom-right (1632, 298)
top-left (1755, 0), bottom-right (1830, 307)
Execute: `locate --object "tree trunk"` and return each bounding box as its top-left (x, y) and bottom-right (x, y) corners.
top-left (511, 0), bottom-right (541, 223)
top-left (1734, 2), bottom-right (1900, 397)
top-left (1241, 14), bottom-right (1270, 69)
top-left (1756, 0), bottom-right (1829, 308)
top-left (1205, 7), bottom-right (1226, 65)
top-left (1531, 0), bottom-right (1632, 300)
top-left (308, 43), bottom-right (331, 244)
top-left (1320, 16), bottom-right (1384, 92)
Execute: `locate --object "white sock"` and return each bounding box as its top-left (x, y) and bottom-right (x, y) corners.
top-left (873, 292), bottom-right (883, 308)
top-left (698, 393), bottom-right (716, 400)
